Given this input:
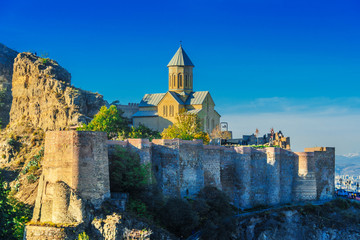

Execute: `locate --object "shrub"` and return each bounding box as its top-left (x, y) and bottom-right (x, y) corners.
top-left (192, 186), bottom-right (236, 240)
top-left (161, 109), bottom-right (210, 144)
top-left (159, 197), bottom-right (199, 237)
top-left (109, 147), bottom-right (151, 194)
top-left (127, 124), bottom-right (161, 141)
top-left (0, 172), bottom-right (32, 239)
top-left (77, 232), bottom-right (90, 240)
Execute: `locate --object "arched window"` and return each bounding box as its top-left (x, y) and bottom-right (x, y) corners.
top-left (169, 75), bottom-right (172, 88)
top-left (178, 73), bottom-right (182, 88)
top-left (169, 105), bottom-right (173, 116)
top-left (173, 75), bottom-right (176, 87)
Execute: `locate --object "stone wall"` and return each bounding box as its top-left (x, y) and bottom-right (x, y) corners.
top-left (109, 138), bottom-right (335, 208)
top-left (32, 131), bottom-right (110, 225)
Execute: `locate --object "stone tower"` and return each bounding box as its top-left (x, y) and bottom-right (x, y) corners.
top-left (167, 45), bottom-right (194, 94)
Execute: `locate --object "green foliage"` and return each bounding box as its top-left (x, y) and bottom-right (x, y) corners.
top-left (193, 186), bottom-right (236, 240)
top-left (22, 147), bottom-right (44, 175)
top-left (109, 147), bottom-right (151, 194)
top-left (161, 110), bottom-right (210, 144)
top-left (159, 197), bottom-right (199, 237)
top-left (77, 105), bottom-right (129, 139)
top-left (0, 172), bottom-right (32, 239)
top-left (128, 198), bottom-right (150, 218)
top-left (127, 124), bottom-right (161, 141)
top-left (77, 232), bottom-right (90, 240)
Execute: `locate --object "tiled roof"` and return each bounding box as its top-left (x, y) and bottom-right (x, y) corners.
top-left (139, 93), bottom-right (166, 107)
top-left (185, 91), bottom-right (209, 105)
top-left (187, 109), bottom-right (202, 114)
top-left (139, 91), bottom-right (209, 107)
top-left (168, 91), bottom-right (185, 104)
top-left (167, 46), bottom-right (194, 67)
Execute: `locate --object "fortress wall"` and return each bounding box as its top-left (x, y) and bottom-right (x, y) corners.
top-left (220, 148), bottom-right (236, 204)
top-left (265, 148), bottom-right (281, 205)
top-left (74, 131), bottom-right (110, 206)
top-left (279, 149), bottom-right (296, 204)
top-left (234, 147), bottom-right (251, 208)
top-left (305, 147), bottom-right (335, 200)
top-left (153, 141), bottom-right (180, 196)
top-left (33, 131), bottom-right (110, 225)
top-left (107, 138), bottom-right (334, 207)
top-left (293, 152), bottom-right (317, 201)
top-left (202, 146), bottom-right (222, 189)
top-left (250, 149), bottom-right (268, 206)
top-left (178, 141), bottom-right (204, 197)
top-left (127, 139), bottom-right (152, 165)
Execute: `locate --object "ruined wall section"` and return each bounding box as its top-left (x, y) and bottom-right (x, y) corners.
top-left (10, 52), bottom-right (106, 131)
top-left (305, 147), bottom-right (335, 200)
top-left (33, 131), bottom-right (110, 224)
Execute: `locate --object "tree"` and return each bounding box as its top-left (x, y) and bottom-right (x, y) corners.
top-left (77, 105), bottom-right (129, 139)
top-left (210, 125), bottom-right (232, 140)
top-left (161, 110), bottom-right (210, 144)
top-left (128, 124), bottom-right (161, 141)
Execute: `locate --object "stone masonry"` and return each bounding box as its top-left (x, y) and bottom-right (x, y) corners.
top-left (32, 131), bottom-right (110, 225)
top-left (110, 138), bottom-right (335, 208)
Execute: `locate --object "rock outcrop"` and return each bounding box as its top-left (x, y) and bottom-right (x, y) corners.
top-left (9, 52), bottom-right (106, 131)
top-left (0, 43), bottom-right (18, 128)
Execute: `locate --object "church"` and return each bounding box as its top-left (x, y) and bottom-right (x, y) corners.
top-left (132, 46), bottom-right (220, 133)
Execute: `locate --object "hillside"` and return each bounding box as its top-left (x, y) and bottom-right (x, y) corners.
top-left (336, 154), bottom-right (360, 176)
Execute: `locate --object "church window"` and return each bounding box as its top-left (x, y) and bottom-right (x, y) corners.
top-left (169, 105), bottom-right (174, 116)
top-left (173, 75), bottom-right (176, 87)
top-left (185, 75), bottom-right (188, 87)
top-left (163, 105), bottom-right (168, 116)
top-left (178, 73), bottom-right (182, 87)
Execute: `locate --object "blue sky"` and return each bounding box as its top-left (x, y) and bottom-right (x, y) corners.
top-left (1, 0), bottom-right (359, 154)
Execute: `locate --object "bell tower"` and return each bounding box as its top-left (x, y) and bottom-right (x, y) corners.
top-left (167, 45), bottom-right (194, 94)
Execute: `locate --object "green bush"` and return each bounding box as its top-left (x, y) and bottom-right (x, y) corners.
top-left (77, 232), bottom-right (89, 240)
top-left (193, 186), bottom-right (236, 240)
top-left (159, 197), bottom-right (199, 237)
top-left (127, 124), bottom-right (161, 141)
top-left (0, 172), bottom-right (32, 239)
top-left (109, 147), bottom-right (151, 194)
top-left (77, 105), bottom-right (129, 139)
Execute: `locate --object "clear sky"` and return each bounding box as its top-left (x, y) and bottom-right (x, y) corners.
top-left (1, 0), bottom-right (359, 155)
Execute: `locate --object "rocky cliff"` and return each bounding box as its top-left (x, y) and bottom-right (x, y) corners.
top-left (9, 52), bottom-right (106, 131)
top-left (0, 43), bottom-right (18, 128)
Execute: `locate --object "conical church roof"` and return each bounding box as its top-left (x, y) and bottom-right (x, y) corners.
top-left (167, 46), bottom-right (194, 67)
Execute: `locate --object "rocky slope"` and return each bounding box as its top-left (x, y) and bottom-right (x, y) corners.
top-left (0, 49), bottom-right (107, 205)
top-left (232, 199), bottom-right (360, 240)
top-left (9, 52), bottom-right (106, 131)
top-left (0, 43), bottom-right (18, 127)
